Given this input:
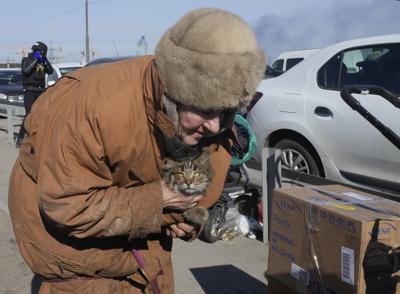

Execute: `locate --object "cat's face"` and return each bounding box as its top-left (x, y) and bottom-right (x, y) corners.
top-left (162, 152), bottom-right (213, 196)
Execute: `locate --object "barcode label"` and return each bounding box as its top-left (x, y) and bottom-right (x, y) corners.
top-left (341, 246), bottom-right (355, 285)
top-left (291, 263), bottom-right (310, 285)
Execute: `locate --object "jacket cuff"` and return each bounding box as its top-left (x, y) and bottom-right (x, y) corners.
top-left (162, 213), bottom-right (204, 242)
top-left (128, 181), bottom-right (163, 240)
top-left (161, 212), bottom-right (185, 226)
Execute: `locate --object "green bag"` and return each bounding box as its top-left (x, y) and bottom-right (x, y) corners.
top-left (231, 114), bottom-right (257, 166)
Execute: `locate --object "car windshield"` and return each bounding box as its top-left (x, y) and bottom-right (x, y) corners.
top-left (0, 70), bottom-right (22, 86)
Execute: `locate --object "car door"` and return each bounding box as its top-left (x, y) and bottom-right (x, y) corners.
top-left (305, 43), bottom-right (400, 188)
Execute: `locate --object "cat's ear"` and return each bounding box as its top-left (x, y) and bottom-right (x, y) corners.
top-left (162, 157), bottom-right (176, 171)
top-left (196, 151), bottom-right (211, 165)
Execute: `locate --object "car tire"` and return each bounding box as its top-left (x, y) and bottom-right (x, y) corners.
top-left (274, 139), bottom-right (320, 176)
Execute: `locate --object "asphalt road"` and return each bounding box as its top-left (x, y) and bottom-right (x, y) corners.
top-left (0, 117), bottom-right (269, 294)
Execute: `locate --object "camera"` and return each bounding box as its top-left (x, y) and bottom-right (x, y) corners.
top-left (31, 41), bottom-right (47, 59)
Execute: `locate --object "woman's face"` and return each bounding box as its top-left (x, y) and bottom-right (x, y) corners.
top-left (177, 104), bottom-right (221, 145)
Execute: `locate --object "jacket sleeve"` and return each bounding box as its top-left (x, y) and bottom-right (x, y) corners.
top-left (21, 56), bottom-right (38, 76)
top-left (37, 92), bottom-right (163, 240)
top-left (43, 58), bottom-right (54, 74)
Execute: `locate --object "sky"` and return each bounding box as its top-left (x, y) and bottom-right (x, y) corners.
top-left (1, 0), bottom-right (400, 65)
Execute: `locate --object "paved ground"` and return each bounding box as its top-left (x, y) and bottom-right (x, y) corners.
top-left (0, 117), bottom-right (269, 294)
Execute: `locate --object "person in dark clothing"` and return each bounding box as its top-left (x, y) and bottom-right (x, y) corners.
top-left (15, 41), bottom-right (53, 148)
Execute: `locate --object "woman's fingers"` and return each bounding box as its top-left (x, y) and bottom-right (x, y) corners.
top-left (167, 223), bottom-right (196, 238)
top-left (161, 181), bottom-right (204, 210)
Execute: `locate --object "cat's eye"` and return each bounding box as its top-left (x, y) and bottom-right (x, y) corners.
top-left (193, 172), bottom-right (201, 177)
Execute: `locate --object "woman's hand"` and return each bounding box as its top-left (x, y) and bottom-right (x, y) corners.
top-left (165, 222), bottom-right (196, 238)
top-left (160, 180), bottom-right (203, 211)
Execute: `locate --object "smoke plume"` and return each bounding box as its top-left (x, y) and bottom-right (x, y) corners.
top-left (254, 0), bottom-right (400, 62)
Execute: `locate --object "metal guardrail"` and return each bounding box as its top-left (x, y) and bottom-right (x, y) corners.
top-left (0, 104), bottom-right (25, 144)
top-left (261, 148), bottom-right (281, 244)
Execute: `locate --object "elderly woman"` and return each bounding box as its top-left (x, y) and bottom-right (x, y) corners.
top-left (9, 8), bottom-right (265, 293)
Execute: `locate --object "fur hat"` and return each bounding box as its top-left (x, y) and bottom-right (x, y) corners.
top-left (155, 8), bottom-right (266, 111)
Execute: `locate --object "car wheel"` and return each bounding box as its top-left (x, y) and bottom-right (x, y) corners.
top-left (274, 139), bottom-right (320, 176)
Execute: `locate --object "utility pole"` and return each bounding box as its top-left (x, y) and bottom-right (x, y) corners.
top-left (85, 0), bottom-right (90, 63)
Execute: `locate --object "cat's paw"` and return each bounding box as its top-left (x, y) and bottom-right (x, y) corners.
top-left (183, 207), bottom-right (209, 226)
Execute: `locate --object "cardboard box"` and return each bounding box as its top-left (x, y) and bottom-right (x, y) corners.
top-left (266, 275), bottom-right (297, 293)
top-left (267, 185), bottom-right (400, 294)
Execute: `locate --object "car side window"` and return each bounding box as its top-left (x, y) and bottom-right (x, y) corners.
top-left (317, 53), bottom-right (344, 90)
top-left (341, 44), bottom-right (400, 95)
top-left (286, 58), bottom-right (303, 70)
top-left (318, 43), bottom-right (400, 94)
top-left (272, 59), bottom-right (284, 72)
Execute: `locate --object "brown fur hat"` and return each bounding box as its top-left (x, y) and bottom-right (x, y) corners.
top-left (155, 8), bottom-right (266, 111)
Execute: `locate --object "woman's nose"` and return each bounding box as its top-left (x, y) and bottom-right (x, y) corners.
top-left (202, 116), bottom-right (220, 134)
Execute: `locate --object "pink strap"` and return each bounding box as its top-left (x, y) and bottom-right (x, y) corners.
top-left (132, 249), bottom-right (146, 268)
top-left (131, 249), bottom-right (162, 294)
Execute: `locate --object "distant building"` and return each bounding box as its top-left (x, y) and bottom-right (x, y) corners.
top-left (136, 36), bottom-right (148, 56)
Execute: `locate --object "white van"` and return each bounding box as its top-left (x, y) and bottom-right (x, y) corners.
top-left (271, 49), bottom-right (320, 72)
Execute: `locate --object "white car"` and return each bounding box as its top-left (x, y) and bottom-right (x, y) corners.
top-left (248, 34), bottom-right (400, 193)
top-left (46, 62), bottom-right (83, 86)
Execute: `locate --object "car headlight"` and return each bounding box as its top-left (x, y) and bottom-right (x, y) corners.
top-left (0, 93), bottom-right (7, 100)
